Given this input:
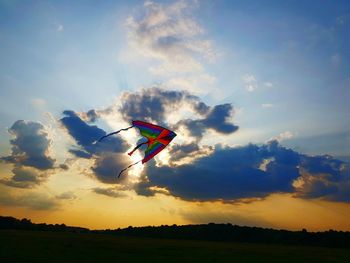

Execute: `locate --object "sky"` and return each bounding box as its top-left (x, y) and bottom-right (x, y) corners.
top-left (0, 0), bottom-right (350, 231)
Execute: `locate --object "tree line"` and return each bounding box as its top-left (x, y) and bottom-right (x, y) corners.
top-left (0, 216), bottom-right (88, 233)
top-left (1, 216), bottom-right (350, 248)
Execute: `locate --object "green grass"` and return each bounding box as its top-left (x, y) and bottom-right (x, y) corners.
top-left (0, 230), bottom-right (349, 263)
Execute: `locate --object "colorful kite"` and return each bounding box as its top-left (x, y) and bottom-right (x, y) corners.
top-left (98, 120), bottom-right (176, 178)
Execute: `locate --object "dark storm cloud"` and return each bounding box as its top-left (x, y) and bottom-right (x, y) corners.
top-left (61, 110), bottom-right (104, 150)
top-left (58, 88), bottom-right (237, 184)
top-left (302, 154), bottom-right (343, 177)
top-left (120, 88), bottom-right (238, 140)
top-left (168, 143), bottom-right (213, 164)
top-left (134, 173), bottom-right (156, 197)
top-left (92, 153), bottom-right (130, 184)
top-left (59, 88), bottom-right (348, 202)
top-left (57, 88), bottom-right (237, 186)
top-left (178, 104), bottom-right (239, 139)
top-left (60, 111), bottom-right (130, 184)
top-left (203, 104), bottom-right (238, 134)
top-left (142, 143), bottom-right (289, 201)
top-left (91, 153), bottom-right (130, 184)
top-left (1, 120), bottom-right (55, 170)
top-left (138, 141), bottom-right (350, 202)
top-left (295, 156), bottom-right (350, 202)
top-left (0, 120), bottom-right (56, 188)
top-left (170, 143), bottom-right (199, 159)
top-left (60, 110), bottom-right (129, 157)
top-left (120, 88), bottom-right (210, 124)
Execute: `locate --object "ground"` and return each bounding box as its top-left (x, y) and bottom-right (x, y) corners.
top-left (1, 230), bottom-right (349, 262)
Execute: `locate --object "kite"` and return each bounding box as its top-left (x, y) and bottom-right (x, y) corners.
top-left (98, 120), bottom-right (176, 178)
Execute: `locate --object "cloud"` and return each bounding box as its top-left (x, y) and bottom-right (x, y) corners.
top-left (293, 156), bottom-right (350, 202)
top-left (91, 153), bottom-right (131, 184)
top-left (56, 88), bottom-right (348, 204)
top-left (166, 74), bottom-right (216, 94)
top-left (1, 120), bottom-right (55, 170)
top-left (264, 82), bottom-right (273, 88)
top-left (60, 110), bottom-right (131, 184)
top-left (58, 87), bottom-right (238, 184)
top-left (0, 166), bottom-right (49, 189)
top-left (92, 187), bottom-right (128, 198)
top-left (0, 191), bottom-right (59, 210)
top-left (167, 143), bottom-right (212, 166)
top-left (140, 142), bottom-right (298, 201)
top-left (134, 173), bottom-right (157, 196)
top-left (126, 0), bottom-right (215, 75)
top-left (168, 143), bottom-right (199, 160)
top-left (85, 109), bottom-right (99, 122)
top-left (336, 16), bottom-right (346, 25)
top-left (55, 191), bottom-right (77, 200)
top-left (0, 120), bottom-right (56, 188)
top-left (242, 74), bottom-right (258, 92)
top-left (57, 24), bottom-right (64, 32)
top-left (261, 103), bottom-right (274, 108)
top-left (120, 88), bottom-right (238, 141)
top-left (178, 103), bottom-right (239, 140)
top-left (269, 131), bottom-right (295, 143)
top-left (60, 110), bottom-right (129, 157)
top-left (30, 98), bottom-right (47, 110)
top-left (137, 141), bottom-right (350, 203)
top-left (120, 87), bottom-right (210, 125)
top-left (77, 109), bottom-right (106, 123)
top-left (68, 149), bottom-right (92, 159)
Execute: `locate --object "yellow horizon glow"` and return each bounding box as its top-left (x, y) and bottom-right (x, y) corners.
top-left (2, 174), bottom-right (350, 231)
top-left (1, 157), bottom-right (350, 232)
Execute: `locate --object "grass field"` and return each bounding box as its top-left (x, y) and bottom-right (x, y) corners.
top-left (1, 230), bottom-right (349, 263)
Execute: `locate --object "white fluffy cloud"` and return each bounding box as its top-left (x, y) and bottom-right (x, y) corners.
top-left (261, 103), bottom-right (274, 108)
top-left (127, 0), bottom-right (215, 74)
top-left (242, 73), bottom-right (258, 92)
top-left (125, 0), bottom-right (217, 94)
top-left (270, 131), bottom-right (296, 143)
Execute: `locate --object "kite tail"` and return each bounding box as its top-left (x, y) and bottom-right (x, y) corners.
top-left (118, 160), bottom-right (142, 178)
top-left (98, 125), bottom-right (134, 142)
top-left (128, 141), bottom-right (148, 156)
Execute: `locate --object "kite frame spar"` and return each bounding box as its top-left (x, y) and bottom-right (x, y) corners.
top-left (98, 120), bottom-right (176, 178)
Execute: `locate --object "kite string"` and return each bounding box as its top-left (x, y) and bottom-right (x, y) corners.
top-left (98, 125), bottom-right (134, 142)
top-left (118, 160), bottom-right (142, 178)
top-left (128, 141), bottom-right (148, 156)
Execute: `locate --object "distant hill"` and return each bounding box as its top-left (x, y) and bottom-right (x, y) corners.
top-left (1, 215), bottom-right (350, 248)
top-left (0, 215), bottom-right (88, 233)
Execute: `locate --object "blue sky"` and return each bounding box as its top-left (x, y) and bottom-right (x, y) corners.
top-left (0, 0), bottom-right (350, 230)
top-left (1, 0), bottom-right (349, 157)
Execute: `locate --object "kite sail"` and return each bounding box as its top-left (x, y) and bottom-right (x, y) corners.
top-left (98, 120), bottom-right (176, 178)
